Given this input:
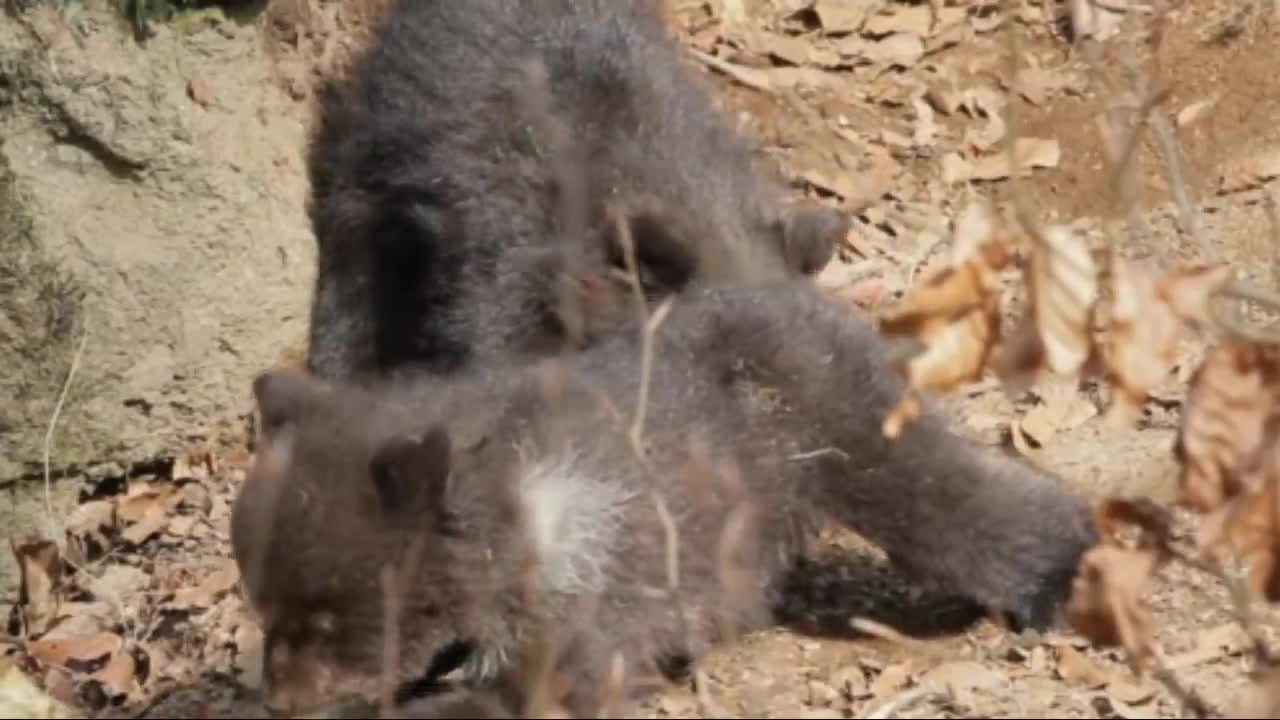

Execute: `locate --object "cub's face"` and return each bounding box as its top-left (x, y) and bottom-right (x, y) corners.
top-left (231, 370), bottom-right (464, 713)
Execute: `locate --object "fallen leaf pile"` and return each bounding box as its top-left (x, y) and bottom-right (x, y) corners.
top-left (4, 445), bottom-right (254, 717)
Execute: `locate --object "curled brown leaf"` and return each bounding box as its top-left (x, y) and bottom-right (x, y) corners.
top-left (879, 226), bottom-right (1011, 438)
top-left (1066, 544), bottom-right (1161, 675)
top-left (1176, 341), bottom-right (1280, 513)
top-left (1000, 224), bottom-right (1099, 382)
top-left (1196, 449), bottom-right (1280, 603)
top-left (1100, 259), bottom-right (1232, 427)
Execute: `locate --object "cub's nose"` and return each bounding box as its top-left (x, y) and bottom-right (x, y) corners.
top-left (259, 631), bottom-right (336, 716)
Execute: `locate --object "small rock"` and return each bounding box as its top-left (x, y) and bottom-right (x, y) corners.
top-left (188, 77), bottom-right (212, 108)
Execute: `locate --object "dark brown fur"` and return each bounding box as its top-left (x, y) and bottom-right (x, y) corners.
top-left (233, 282), bottom-right (1097, 715)
top-left (303, 0), bottom-right (849, 383)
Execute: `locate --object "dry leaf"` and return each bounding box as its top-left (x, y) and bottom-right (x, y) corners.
top-left (1012, 67), bottom-right (1067, 107)
top-left (960, 138), bottom-right (1061, 182)
top-left (1000, 225), bottom-right (1099, 382)
top-left (1094, 497), bottom-right (1174, 547)
top-left (1101, 259), bottom-right (1232, 427)
top-left (1176, 341), bottom-right (1280, 512)
top-left (26, 632), bottom-right (121, 669)
top-left (1108, 676), bottom-right (1158, 705)
top-left (868, 662), bottom-right (912, 698)
top-left (918, 660), bottom-right (1006, 702)
top-left (1198, 469), bottom-right (1280, 602)
top-left (864, 5), bottom-right (935, 36)
top-left (813, 0), bottom-right (880, 34)
top-left (879, 237), bottom-right (1009, 340)
top-left (121, 504), bottom-right (171, 546)
top-left (689, 49), bottom-right (838, 93)
top-left (879, 216), bottom-right (1011, 437)
top-left (1054, 645), bottom-right (1110, 689)
top-left (1016, 380), bottom-right (1098, 447)
top-left (65, 500), bottom-right (117, 555)
top-left (173, 446), bottom-right (216, 482)
top-left (92, 648), bottom-right (142, 702)
top-left (1218, 147), bottom-right (1280, 195)
top-left (1166, 623), bottom-right (1251, 670)
top-left (843, 32), bottom-right (925, 68)
top-left (968, 6), bottom-right (1005, 33)
top-left (12, 540), bottom-right (64, 634)
top-left (166, 558), bottom-right (242, 610)
top-left (117, 481), bottom-right (182, 524)
top-left (912, 97), bottom-right (938, 147)
top-left (0, 664), bottom-right (81, 719)
top-left (1065, 544), bottom-right (1160, 675)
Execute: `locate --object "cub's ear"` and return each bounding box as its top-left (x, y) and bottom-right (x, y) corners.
top-left (778, 205), bottom-right (849, 276)
top-left (252, 369), bottom-right (332, 436)
top-left (368, 425), bottom-right (453, 521)
top-left (606, 211), bottom-right (697, 294)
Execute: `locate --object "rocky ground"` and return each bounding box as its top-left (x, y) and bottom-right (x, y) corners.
top-left (4, 0), bottom-right (1280, 718)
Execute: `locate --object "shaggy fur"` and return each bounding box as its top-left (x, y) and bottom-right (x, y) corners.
top-left (233, 282), bottom-right (1097, 715)
top-left (303, 0), bottom-right (849, 382)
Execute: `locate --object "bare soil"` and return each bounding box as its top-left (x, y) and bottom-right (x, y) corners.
top-left (5, 0), bottom-right (1280, 718)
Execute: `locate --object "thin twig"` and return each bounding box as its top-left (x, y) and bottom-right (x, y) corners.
top-left (43, 319), bottom-right (90, 547)
top-left (379, 565), bottom-right (403, 720)
top-left (1210, 279), bottom-right (1280, 345)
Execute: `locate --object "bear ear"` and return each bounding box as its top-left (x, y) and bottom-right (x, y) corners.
top-left (605, 210), bottom-right (698, 295)
top-left (778, 205), bottom-right (849, 276)
top-left (368, 425), bottom-right (453, 521)
top-left (252, 369), bottom-right (332, 437)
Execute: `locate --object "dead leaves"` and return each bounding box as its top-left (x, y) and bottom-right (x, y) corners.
top-left (941, 137), bottom-right (1061, 185)
top-left (6, 443), bottom-right (249, 715)
top-left (878, 204), bottom-right (1011, 437)
top-left (1176, 342), bottom-right (1280, 512)
top-left (1099, 261), bottom-right (1233, 427)
top-left (875, 198), bottom-right (1237, 439)
top-left (1065, 499), bottom-right (1173, 676)
top-left (1001, 224), bottom-right (1098, 381)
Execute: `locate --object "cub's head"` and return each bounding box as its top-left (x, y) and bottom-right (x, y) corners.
top-left (232, 369), bottom-right (500, 713)
top-left (592, 198), bottom-right (849, 301)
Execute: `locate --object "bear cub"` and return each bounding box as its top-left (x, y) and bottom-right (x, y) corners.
top-left (233, 282), bottom-right (1097, 716)
top-left (303, 0), bottom-right (851, 383)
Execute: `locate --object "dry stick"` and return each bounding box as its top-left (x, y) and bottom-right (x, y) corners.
top-left (1102, 4), bottom-right (1280, 342)
top-left (379, 565), bottom-right (404, 720)
top-left (43, 319), bottom-right (90, 548)
top-left (1111, 2), bottom-right (1213, 260)
top-left (378, 536), bottom-right (425, 719)
top-left (612, 212), bottom-right (726, 720)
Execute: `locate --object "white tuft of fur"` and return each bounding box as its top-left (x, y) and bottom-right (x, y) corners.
top-left (517, 449), bottom-right (636, 597)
